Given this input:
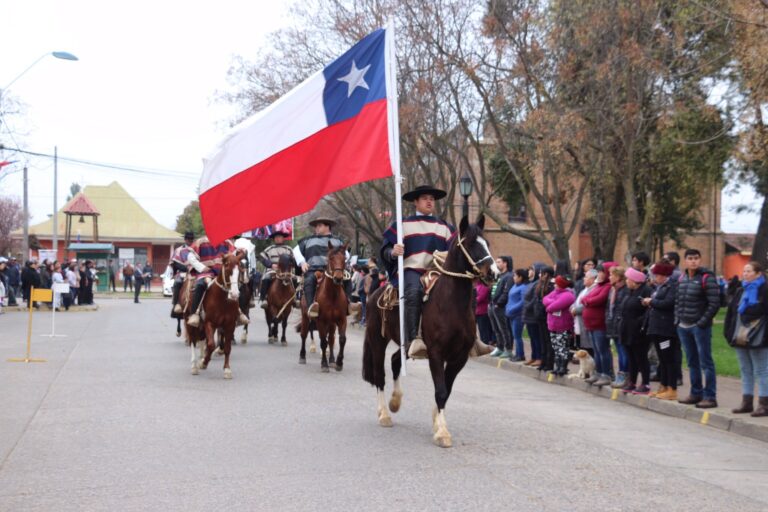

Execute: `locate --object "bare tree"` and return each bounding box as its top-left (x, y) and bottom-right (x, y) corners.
top-left (0, 196), bottom-right (24, 255)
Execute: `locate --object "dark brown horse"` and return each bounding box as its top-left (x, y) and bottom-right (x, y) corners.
top-left (265, 253), bottom-right (295, 345)
top-left (235, 256), bottom-right (254, 344)
top-left (185, 251), bottom-right (243, 379)
top-left (299, 243), bottom-right (348, 372)
top-left (362, 215), bottom-right (493, 447)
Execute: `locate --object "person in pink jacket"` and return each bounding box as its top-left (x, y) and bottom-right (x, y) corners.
top-left (581, 261), bottom-right (618, 385)
top-left (543, 275), bottom-right (576, 376)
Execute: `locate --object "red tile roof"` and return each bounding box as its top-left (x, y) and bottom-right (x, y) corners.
top-left (62, 192), bottom-right (100, 215)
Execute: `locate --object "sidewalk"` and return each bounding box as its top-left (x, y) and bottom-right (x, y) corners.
top-left (475, 353), bottom-right (768, 444)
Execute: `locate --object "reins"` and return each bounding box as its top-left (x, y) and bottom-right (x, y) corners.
top-left (432, 236), bottom-right (491, 282)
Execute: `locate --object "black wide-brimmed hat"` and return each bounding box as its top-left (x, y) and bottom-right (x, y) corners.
top-left (269, 230), bottom-right (290, 238)
top-left (402, 184), bottom-right (447, 202)
top-left (184, 230), bottom-right (195, 240)
top-left (308, 217), bottom-right (336, 228)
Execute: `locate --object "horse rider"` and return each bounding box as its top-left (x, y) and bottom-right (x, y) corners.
top-left (381, 184), bottom-right (491, 359)
top-left (293, 216), bottom-right (357, 318)
top-left (186, 236), bottom-right (250, 328)
top-left (258, 229), bottom-right (296, 309)
top-left (170, 230), bottom-right (196, 317)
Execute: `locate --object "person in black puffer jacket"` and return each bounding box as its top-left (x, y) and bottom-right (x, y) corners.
top-left (522, 263), bottom-right (545, 365)
top-left (489, 256), bottom-right (514, 359)
top-left (620, 268), bottom-right (652, 394)
top-left (607, 267), bottom-right (629, 388)
top-left (534, 265), bottom-right (555, 372)
top-left (643, 260), bottom-right (679, 400)
top-left (675, 249), bottom-right (721, 408)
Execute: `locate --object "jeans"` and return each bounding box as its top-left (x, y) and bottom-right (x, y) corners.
top-left (510, 316), bottom-right (525, 360)
top-left (525, 322), bottom-right (541, 361)
top-left (611, 337), bottom-right (628, 373)
top-left (677, 325), bottom-right (717, 400)
top-left (360, 293), bottom-right (367, 324)
top-left (734, 348), bottom-right (768, 397)
top-left (588, 329), bottom-right (613, 378)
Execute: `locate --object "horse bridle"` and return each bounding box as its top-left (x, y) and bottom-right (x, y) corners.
top-left (433, 236), bottom-right (493, 285)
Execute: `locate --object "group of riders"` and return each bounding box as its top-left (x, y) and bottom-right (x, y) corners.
top-left (168, 184), bottom-right (490, 358)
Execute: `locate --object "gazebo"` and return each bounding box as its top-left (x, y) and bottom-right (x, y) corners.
top-left (63, 192), bottom-right (100, 260)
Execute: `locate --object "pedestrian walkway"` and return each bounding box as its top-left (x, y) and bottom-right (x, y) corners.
top-left (475, 353), bottom-right (768, 444)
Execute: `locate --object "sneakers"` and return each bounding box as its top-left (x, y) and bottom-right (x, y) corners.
top-left (631, 385), bottom-right (651, 395)
top-left (407, 337), bottom-right (428, 359)
top-left (584, 374), bottom-right (600, 385)
top-left (489, 348), bottom-right (504, 358)
top-left (498, 350), bottom-right (512, 359)
top-left (594, 375), bottom-right (612, 387)
top-left (308, 302), bottom-right (320, 318)
top-left (188, 313), bottom-right (201, 327)
top-left (610, 372), bottom-right (627, 389)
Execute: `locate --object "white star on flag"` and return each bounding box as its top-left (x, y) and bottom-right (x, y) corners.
top-left (337, 60), bottom-right (371, 98)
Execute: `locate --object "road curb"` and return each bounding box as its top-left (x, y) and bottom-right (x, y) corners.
top-left (473, 355), bottom-right (768, 444)
top-left (2, 304), bottom-right (99, 313)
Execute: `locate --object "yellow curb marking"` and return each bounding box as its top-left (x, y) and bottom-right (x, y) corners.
top-left (547, 373), bottom-right (554, 383)
top-left (700, 411), bottom-right (710, 425)
top-left (611, 389), bottom-right (619, 400)
top-left (496, 359), bottom-right (503, 369)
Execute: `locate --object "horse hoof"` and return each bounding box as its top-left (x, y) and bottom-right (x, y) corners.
top-left (321, 366), bottom-right (330, 373)
top-left (334, 363), bottom-right (343, 372)
top-left (224, 369), bottom-right (232, 380)
top-left (268, 338), bottom-right (276, 344)
top-left (378, 415), bottom-right (393, 428)
top-left (299, 357), bottom-right (306, 365)
top-left (433, 434), bottom-right (453, 448)
top-left (176, 331), bottom-right (181, 338)
top-left (241, 339), bottom-right (247, 345)
top-left (389, 396), bottom-right (402, 413)
top-left (309, 344), bottom-right (317, 354)
top-left (191, 366), bottom-right (199, 375)
top-left (213, 348), bottom-right (223, 357)
top-left (281, 340), bottom-right (287, 346)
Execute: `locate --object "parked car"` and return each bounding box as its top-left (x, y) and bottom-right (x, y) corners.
top-left (161, 265), bottom-right (173, 297)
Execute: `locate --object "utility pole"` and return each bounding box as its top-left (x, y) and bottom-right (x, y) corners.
top-left (22, 165), bottom-right (28, 260)
top-left (53, 146), bottom-right (58, 259)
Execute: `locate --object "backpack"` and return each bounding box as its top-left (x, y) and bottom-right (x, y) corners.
top-left (678, 272), bottom-right (726, 307)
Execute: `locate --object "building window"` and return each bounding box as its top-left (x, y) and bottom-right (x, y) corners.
top-left (508, 205), bottom-right (527, 224)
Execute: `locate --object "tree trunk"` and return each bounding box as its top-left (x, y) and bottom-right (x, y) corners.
top-left (752, 195), bottom-right (768, 269)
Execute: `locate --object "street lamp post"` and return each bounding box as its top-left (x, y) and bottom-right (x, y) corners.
top-left (459, 173), bottom-right (473, 219)
top-left (1, 51), bottom-right (79, 261)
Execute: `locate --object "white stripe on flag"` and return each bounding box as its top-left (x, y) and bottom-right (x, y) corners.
top-left (200, 70), bottom-right (328, 194)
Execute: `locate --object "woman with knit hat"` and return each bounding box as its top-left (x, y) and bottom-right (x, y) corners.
top-left (642, 259), bottom-right (679, 400)
top-left (543, 275), bottom-right (576, 375)
top-left (581, 261), bottom-right (617, 386)
top-left (620, 267), bottom-right (653, 394)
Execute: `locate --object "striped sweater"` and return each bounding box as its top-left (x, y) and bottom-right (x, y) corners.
top-left (381, 214), bottom-right (455, 277)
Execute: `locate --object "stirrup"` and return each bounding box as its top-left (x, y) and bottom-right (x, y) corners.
top-left (173, 304), bottom-right (182, 314)
top-left (188, 313), bottom-right (201, 327)
top-left (308, 302), bottom-right (319, 318)
top-left (469, 338), bottom-right (493, 358)
top-left (407, 337), bottom-right (428, 359)
top-left (237, 312), bottom-right (250, 326)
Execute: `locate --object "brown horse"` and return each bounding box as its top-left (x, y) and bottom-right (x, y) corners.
top-left (362, 215), bottom-right (493, 447)
top-left (265, 253), bottom-right (296, 345)
top-left (299, 243), bottom-right (348, 372)
top-left (185, 251), bottom-right (242, 379)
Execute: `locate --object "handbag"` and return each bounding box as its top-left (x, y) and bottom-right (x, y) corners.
top-left (733, 315), bottom-right (768, 348)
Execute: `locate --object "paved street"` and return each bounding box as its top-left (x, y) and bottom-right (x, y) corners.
top-left (1, 297), bottom-right (768, 511)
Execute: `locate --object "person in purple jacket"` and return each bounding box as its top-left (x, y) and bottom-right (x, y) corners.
top-left (543, 275), bottom-right (576, 376)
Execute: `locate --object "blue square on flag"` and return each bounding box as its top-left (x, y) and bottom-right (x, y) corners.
top-left (322, 28), bottom-right (386, 126)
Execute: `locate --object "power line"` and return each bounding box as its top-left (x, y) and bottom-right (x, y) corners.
top-left (0, 146), bottom-right (200, 180)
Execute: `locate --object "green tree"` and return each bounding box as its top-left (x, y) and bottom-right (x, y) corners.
top-left (65, 182), bottom-right (81, 202)
top-left (175, 200), bottom-right (205, 237)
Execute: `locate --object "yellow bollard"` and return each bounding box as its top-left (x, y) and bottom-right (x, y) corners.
top-left (7, 287), bottom-right (50, 363)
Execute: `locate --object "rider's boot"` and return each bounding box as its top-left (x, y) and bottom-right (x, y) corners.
top-left (259, 279), bottom-right (270, 309)
top-left (171, 280), bottom-right (182, 315)
top-left (187, 284), bottom-right (205, 328)
top-left (308, 302), bottom-right (320, 318)
top-left (469, 338), bottom-right (493, 358)
top-left (405, 300), bottom-right (427, 359)
top-left (305, 279), bottom-right (319, 318)
top-left (237, 311), bottom-right (250, 326)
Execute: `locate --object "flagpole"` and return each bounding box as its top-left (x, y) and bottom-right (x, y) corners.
top-left (385, 19), bottom-right (407, 376)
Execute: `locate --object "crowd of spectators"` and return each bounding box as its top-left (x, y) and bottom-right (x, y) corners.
top-left (481, 249), bottom-right (768, 416)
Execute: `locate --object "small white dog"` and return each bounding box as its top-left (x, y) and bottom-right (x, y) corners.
top-left (568, 349), bottom-right (595, 380)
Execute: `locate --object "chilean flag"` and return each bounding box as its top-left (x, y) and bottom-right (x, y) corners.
top-left (199, 27), bottom-right (395, 243)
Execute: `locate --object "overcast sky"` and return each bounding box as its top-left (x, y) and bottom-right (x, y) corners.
top-left (0, 0), bottom-right (760, 234)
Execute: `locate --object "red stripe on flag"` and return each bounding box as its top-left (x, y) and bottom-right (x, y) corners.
top-left (200, 99), bottom-right (391, 244)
